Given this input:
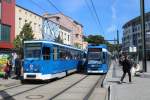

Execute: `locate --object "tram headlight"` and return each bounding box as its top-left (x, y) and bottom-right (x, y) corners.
top-left (33, 68), bottom-right (39, 72)
top-left (24, 68), bottom-right (29, 72)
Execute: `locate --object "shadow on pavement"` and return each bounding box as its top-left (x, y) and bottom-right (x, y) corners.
top-left (107, 80), bottom-right (127, 84)
top-left (0, 90), bottom-right (15, 100)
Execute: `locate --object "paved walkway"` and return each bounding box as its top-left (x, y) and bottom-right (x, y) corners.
top-left (104, 60), bottom-right (150, 100)
top-left (0, 77), bottom-right (20, 90)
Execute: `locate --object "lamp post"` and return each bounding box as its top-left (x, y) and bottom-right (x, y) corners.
top-left (140, 0), bottom-right (147, 72)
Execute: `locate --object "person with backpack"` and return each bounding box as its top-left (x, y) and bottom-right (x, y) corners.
top-left (119, 54), bottom-right (132, 84)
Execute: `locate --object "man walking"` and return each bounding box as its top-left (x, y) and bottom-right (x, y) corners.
top-left (15, 55), bottom-right (22, 79)
top-left (119, 54), bottom-right (132, 84)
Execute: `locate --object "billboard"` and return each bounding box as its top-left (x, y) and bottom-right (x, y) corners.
top-left (0, 53), bottom-right (11, 75)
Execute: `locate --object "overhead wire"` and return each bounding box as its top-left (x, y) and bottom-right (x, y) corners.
top-left (84, 0), bottom-right (102, 35)
top-left (89, 0), bottom-right (105, 36)
top-left (29, 0), bottom-right (48, 13)
top-left (46, 0), bottom-right (62, 13)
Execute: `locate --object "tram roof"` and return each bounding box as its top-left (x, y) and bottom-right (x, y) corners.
top-left (88, 45), bottom-right (107, 49)
top-left (24, 40), bottom-right (83, 51)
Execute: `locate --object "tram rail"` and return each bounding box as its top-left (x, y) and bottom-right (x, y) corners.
top-left (0, 74), bottom-right (106, 100)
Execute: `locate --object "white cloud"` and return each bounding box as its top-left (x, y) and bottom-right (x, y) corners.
top-left (112, 5), bottom-right (116, 20)
top-left (106, 0), bottom-right (117, 34)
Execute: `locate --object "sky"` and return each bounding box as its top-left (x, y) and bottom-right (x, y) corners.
top-left (16, 0), bottom-right (150, 43)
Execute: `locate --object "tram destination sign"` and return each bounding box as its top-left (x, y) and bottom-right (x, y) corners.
top-left (25, 43), bottom-right (41, 47)
top-left (88, 48), bottom-right (102, 52)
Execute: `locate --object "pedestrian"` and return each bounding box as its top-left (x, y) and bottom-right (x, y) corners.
top-left (3, 58), bottom-right (11, 79)
top-left (119, 54), bottom-right (132, 84)
top-left (15, 55), bottom-right (22, 79)
top-left (7, 57), bottom-right (12, 78)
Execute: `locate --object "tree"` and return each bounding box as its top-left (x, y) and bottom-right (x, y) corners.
top-left (54, 34), bottom-right (63, 44)
top-left (13, 22), bottom-right (34, 56)
top-left (84, 35), bottom-right (105, 45)
top-left (84, 35), bottom-right (118, 52)
top-left (74, 43), bottom-right (81, 49)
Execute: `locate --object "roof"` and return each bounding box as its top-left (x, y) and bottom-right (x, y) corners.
top-left (48, 13), bottom-right (83, 27)
top-left (88, 44), bottom-right (107, 49)
top-left (16, 4), bottom-right (42, 18)
top-left (122, 12), bottom-right (150, 28)
top-left (24, 40), bottom-right (83, 51)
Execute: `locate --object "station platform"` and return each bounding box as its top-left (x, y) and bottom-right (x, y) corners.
top-left (103, 60), bottom-right (150, 100)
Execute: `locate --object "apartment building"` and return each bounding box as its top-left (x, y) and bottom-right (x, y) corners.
top-left (45, 13), bottom-right (84, 48)
top-left (0, 0), bottom-right (15, 51)
top-left (122, 12), bottom-right (150, 59)
top-left (15, 5), bottom-right (43, 40)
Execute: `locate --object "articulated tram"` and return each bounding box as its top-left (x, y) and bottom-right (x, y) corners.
top-left (86, 44), bottom-right (111, 74)
top-left (22, 40), bottom-right (84, 81)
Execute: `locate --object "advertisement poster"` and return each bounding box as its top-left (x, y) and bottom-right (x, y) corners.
top-left (0, 54), bottom-right (11, 76)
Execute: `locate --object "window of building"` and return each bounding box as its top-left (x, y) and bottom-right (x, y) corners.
top-left (5, 0), bottom-right (11, 3)
top-left (0, 3), bottom-right (1, 20)
top-left (34, 23), bottom-right (37, 30)
top-left (0, 24), bottom-right (10, 42)
top-left (19, 9), bottom-right (21, 12)
top-left (56, 17), bottom-right (59, 21)
top-left (149, 23), bottom-right (150, 29)
top-left (19, 18), bottom-right (22, 28)
top-left (75, 34), bottom-right (78, 38)
top-left (68, 35), bottom-right (69, 41)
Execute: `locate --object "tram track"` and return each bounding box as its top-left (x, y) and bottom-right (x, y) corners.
top-left (51, 75), bottom-right (105, 100)
top-left (0, 83), bottom-right (48, 100)
top-left (0, 74), bottom-right (87, 100)
top-left (49, 75), bottom-right (88, 99)
top-left (0, 84), bottom-right (23, 92)
top-left (0, 74), bottom-right (106, 100)
top-left (83, 75), bottom-right (106, 100)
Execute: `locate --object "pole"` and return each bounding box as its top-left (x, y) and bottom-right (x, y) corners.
top-left (140, 0), bottom-right (147, 72)
top-left (117, 30), bottom-right (119, 58)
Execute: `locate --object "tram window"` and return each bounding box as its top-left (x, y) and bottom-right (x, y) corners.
top-left (53, 47), bottom-right (57, 60)
top-left (59, 47), bottom-right (66, 60)
top-left (103, 52), bottom-right (106, 63)
top-left (42, 47), bottom-right (50, 60)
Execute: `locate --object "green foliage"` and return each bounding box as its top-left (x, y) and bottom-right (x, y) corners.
top-left (84, 35), bottom-right (105, 45)
top-left (13, 22), bottom-right (34, 56)
top-left (74, 43), bottom-right (82, 49)
top-left (13, 35), bottom-right (21, 48)
top-left (83, 35), bottom-right (119, 52)
top-left (54, 35), bottom-right (63, 44)
top-left (19, 22), bottom-right (34, 41)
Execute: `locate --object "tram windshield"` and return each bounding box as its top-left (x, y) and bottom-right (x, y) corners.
top-left (87, 52), bottom-right (103, 60)
top-left (24, 43), bottom-right (41, 60)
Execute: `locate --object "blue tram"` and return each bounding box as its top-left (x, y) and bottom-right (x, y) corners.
top-left (23, 40), bottom-right (84, 80)
top-left (86, 44), bottom-right (111, 74)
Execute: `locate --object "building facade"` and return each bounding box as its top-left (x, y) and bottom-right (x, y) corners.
top-left (15, 5), bottom-right (43, 40)
top-left (0, 0), bottom-right (15, 51)
top-left (45, 13), bottom-right (84, 48)
top-left (122, 12), bottom-right (150, 59)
